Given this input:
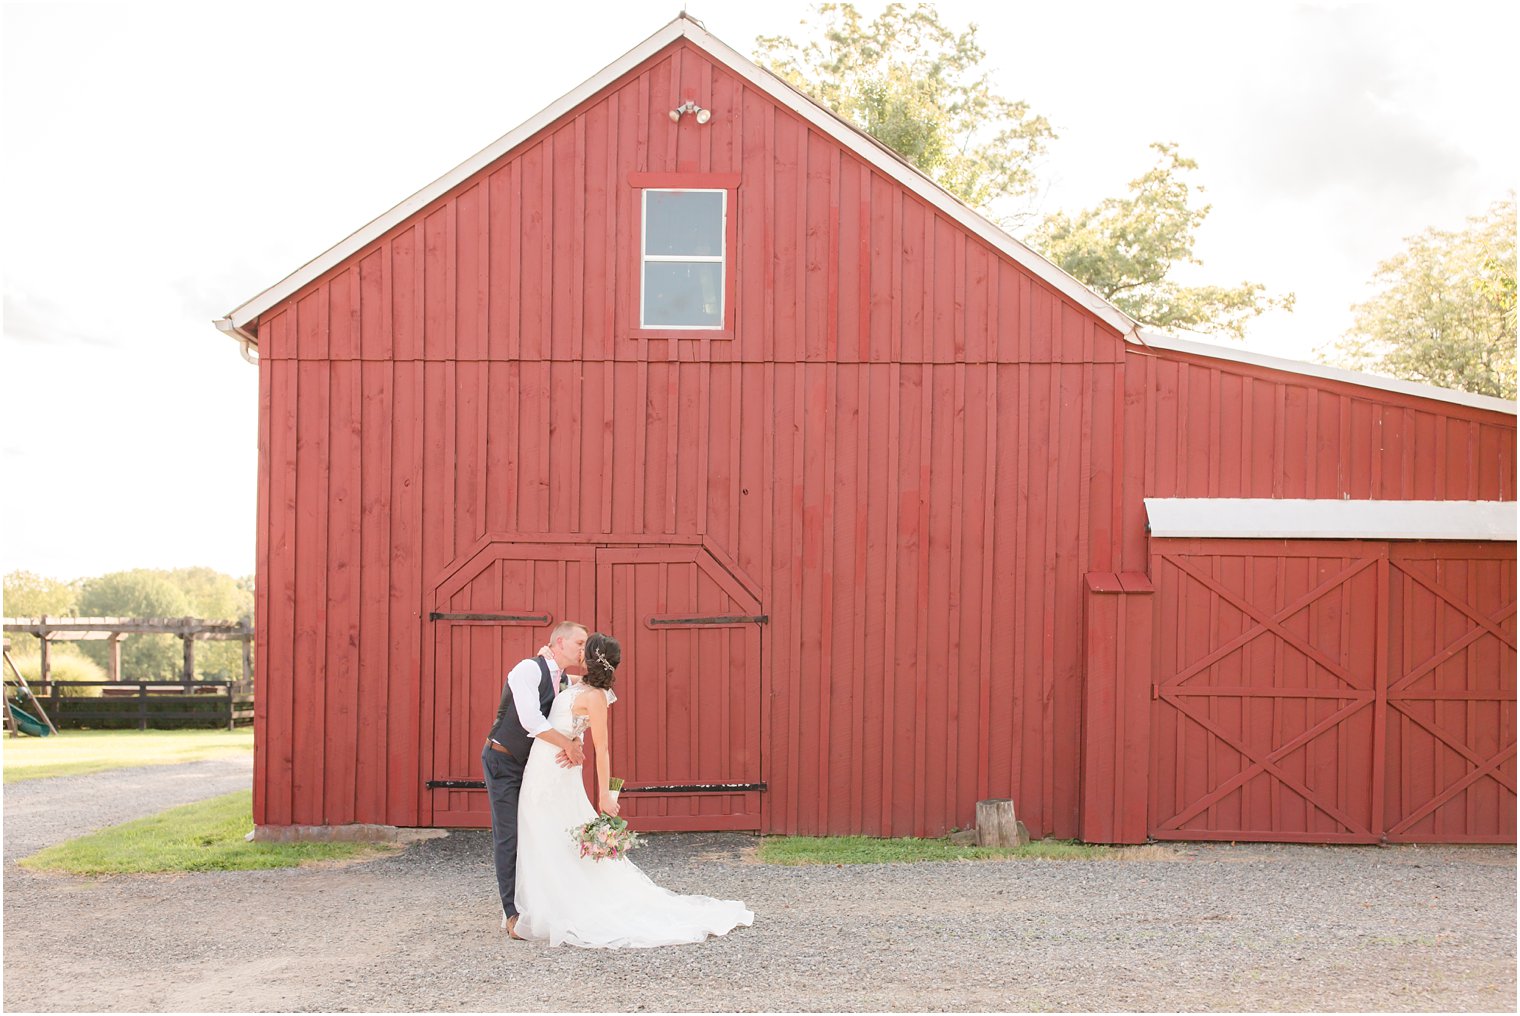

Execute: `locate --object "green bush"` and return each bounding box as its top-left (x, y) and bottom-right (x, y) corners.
top-left (8, 650), bottom-right (106, 694)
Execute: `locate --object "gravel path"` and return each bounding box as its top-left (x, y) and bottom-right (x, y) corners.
top-left (2, 756), bottom-right (253, 860)
top-left (3, 761), bottom-right (1514, 1012)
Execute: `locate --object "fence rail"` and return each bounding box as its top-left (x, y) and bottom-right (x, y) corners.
top-left (5, 680), bottom-right (255, 731)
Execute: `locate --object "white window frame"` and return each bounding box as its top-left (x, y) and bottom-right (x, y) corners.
top-left (640, 188), bottom-right (727, 330)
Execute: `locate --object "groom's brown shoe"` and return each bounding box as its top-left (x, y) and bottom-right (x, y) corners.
top-left (505, 915), bottom-right (527, 940)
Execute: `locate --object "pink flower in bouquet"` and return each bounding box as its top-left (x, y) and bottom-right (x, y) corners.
top-left (570, 813), bottom-right (642, 861)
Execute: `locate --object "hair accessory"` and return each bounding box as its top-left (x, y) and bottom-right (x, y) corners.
top-left (592, 648), bottom-right (616, 672)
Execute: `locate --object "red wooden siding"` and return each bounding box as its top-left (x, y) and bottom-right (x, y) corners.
top-left (1116, 349), bottom-right (1516, 574)
top-left (252, 40), bottom-right (1130, 839)
top-left (1080, 572), bottom-right (1154, 844)
top-left (248, 36), bottom-right (1517, 842)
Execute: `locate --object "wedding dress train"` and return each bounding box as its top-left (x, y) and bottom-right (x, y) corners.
top-left (513, 683), bottom-right (754, 948)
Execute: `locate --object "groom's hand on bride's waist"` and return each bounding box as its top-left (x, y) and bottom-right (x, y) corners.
top-left (556, 739), bottom-right (585, 768)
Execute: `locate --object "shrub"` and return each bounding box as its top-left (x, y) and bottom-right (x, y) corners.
top-left (7, 651), bottom-right (107, 695)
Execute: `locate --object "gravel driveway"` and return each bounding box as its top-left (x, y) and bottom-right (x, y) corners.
top-left (3, 760), bottom-right (1514, 1012)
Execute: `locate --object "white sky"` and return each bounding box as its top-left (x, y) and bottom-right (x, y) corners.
top-left (2, 0), bottom-right (1515, 583)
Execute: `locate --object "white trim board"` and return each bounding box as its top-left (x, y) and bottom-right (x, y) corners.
top-left (1144, 499), bottom-right (1518, 541)
top-left (1138, 331), bottom-right (1517, 416)
top-left (219, 14), bottom-right (1139, 340)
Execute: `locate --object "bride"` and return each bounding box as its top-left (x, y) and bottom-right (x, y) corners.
top-left (511, 633), bottom-right (754, 948)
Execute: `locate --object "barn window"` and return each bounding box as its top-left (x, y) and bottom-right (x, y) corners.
top-left (641, 189), bottom-right (726, 329)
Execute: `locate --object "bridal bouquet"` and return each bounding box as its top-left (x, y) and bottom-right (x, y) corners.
top-left (572, 813), bottom-right (641, 861)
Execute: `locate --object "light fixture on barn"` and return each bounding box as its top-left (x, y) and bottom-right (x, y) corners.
top-left (669, 100), bottom-right (711, 124)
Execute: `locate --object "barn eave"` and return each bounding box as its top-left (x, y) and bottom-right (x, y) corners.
top-left (1137, 329), bottom-right (1517, 416)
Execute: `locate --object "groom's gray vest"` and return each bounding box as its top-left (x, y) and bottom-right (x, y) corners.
top-left (486, 656), bottom-right (555, 760)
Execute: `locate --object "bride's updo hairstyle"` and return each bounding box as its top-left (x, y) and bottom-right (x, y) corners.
top-left (583, 633), bottom-right (621, 690)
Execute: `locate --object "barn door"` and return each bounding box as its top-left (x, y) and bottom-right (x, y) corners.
top-left (424, 544), bottom-right (596, 826)
top-left (1384, 543), bottom-right (1517, 842)
top-left (1149, 541), bottom-right (1383, 842)
top-left (596, 547), bottom-right (764, 831)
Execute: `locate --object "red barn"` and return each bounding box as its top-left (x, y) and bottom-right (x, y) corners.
top-left (217, 16), bottom-right (1516, 844)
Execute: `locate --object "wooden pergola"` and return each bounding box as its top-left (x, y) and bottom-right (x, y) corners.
top-left (1, 616), bottom-right (253, 686)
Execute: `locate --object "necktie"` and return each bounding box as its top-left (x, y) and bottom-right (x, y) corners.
top-left (558, 671), bottom-right (569, 692)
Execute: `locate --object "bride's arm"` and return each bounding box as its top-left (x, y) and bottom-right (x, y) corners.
top-left (583, 692), bottom-right (619, 817)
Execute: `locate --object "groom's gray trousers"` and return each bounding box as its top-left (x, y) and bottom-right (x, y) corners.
top-left (482, 742), bottom-right (527, 918)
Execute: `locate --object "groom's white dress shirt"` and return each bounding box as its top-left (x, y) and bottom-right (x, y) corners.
top-left (504, 654), bottom-right (561, 739)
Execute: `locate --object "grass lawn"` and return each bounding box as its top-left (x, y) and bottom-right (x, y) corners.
top-left (19, 790), bottom-right (392, 874)
top-left (757, 834), bottom-right (1118, 865)
top-left (0, 728), bottom-right (254, 783)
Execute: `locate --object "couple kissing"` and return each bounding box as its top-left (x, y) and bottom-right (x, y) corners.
top-left (481, 621), bottom-right (753, 948)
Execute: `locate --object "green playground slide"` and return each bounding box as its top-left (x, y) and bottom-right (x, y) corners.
top-left (7, 699), bottom-right (51, 737)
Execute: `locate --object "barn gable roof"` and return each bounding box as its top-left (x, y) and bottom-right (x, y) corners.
top-left (218, 13), bottom-right (1138, 341)
top-left (216, 14), bottom-right (1516, 419)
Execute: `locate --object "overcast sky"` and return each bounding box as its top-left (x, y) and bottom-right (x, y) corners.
top-left (2, 0), bottom-right (1515, 584)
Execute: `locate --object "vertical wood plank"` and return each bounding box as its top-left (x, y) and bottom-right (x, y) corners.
top-left (323, 345), bottom-right (362, 825)
top-left (291, 356), bottom-right (330, 825)
top-left (356, 356), bottom-right (393, 823)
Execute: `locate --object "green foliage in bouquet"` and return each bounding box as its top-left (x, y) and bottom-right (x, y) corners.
top-left (572, 813), bottom-right (641, 861)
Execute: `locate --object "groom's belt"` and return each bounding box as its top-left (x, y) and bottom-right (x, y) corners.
top-left (486, 739), bottom-right (515, 758)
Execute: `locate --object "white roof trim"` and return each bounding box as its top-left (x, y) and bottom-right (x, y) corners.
top-left (1138, 330), bottom-right (1517, 416)
top-left (1145, 498), bottom-right (1518, 541)
top-left (221, 15), bottom-right (1139, 339)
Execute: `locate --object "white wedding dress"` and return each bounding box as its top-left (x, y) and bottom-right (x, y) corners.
top-left (513, 683), bottom-right (754, 948)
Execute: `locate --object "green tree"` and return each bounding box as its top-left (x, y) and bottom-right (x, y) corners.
top-left (757, 6), bottom-right (1288, 338)
top-left (2, 571), bottom-right (78, 618)
top-left (165, 567), bottom-right (253, 681)
top-left (755, 2), bottom-right (1055, 222)
top-left (75, 571), bottom-right (192, 681)
top-left (1321, 197), bottom-right (1517, 398)
top-left (1031, 143), bottom-right (1294, 339)
top-left (165, 567), bottom-right (251, 623)
top-left (2, 571), bottom-right (79, 654)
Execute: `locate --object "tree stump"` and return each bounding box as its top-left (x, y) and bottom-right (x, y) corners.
top-left (975, 799), bottom-right (1030, 847)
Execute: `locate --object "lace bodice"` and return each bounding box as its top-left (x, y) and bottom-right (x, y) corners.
top-left (547, 682), bottom-right (616, 738)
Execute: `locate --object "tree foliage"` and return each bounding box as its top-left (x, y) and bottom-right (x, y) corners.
top-left (165, 567), bottom-right (253, 681)
top-left (755, 2), bottom-right (1054, 222)
top-left (4, 567), bottom-right (254, 681)
top-left (74, 571), bottom-right (192, 681)
top-left (3, 570), bottom-right (78, 618)
top-left (1321, 197), bottom-right (1516, 399)
top-left (756, 5), bottom-right (1288, 339)
top-left (1031, 143), bottom-right (1294, 339)
top-left (2, 571), bottom-right (79, 654)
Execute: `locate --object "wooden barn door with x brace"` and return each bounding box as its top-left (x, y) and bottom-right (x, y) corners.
top-left (423, 541), bottom-right (764, 831)
top-left (1148, 539), bottom-right (1515, 844)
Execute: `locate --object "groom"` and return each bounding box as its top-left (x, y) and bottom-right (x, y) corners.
top-left (482, 620), bottom-right (589, 938)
